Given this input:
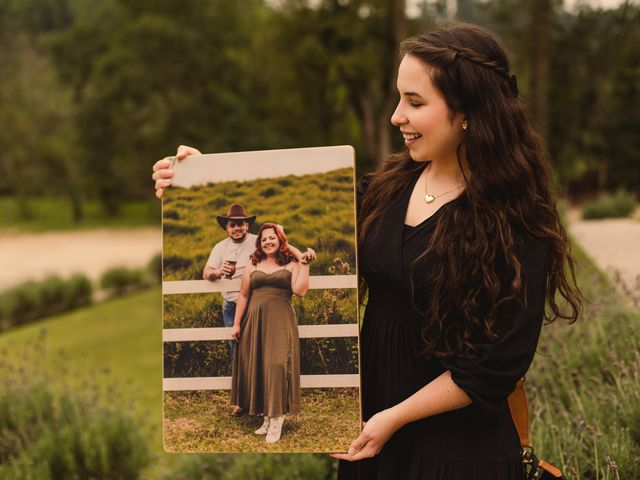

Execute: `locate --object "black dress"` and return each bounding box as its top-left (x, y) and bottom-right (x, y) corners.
top-left (338, 167), bottom-right (550, 480)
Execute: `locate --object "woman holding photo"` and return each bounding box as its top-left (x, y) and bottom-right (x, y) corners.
top-left (230, 222), bottom-right (315, 443)
top-left (153, 22), bottom-right (582, 479)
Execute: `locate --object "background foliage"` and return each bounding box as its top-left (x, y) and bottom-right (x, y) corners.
top-left (1, 0), bottom-right (637, 222)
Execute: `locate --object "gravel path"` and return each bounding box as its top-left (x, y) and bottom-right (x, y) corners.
top-left (0, 228), bottom-right (161, 290)
top-left (567, 209), bottom-right (640, 306)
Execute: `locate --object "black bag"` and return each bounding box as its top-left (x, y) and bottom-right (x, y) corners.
top-left (508, 379), bottom-right (567, 480)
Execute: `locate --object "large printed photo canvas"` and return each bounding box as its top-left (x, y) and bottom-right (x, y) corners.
top-left (161, 146), bottom-right (360, 453)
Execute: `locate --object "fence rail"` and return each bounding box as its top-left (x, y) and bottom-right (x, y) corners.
top-left (163, 274), bottom-right (357, 294)
top-left (163, 324), bottom-right (358, 342)
top-left (164, 374), bottom-right (360, 391)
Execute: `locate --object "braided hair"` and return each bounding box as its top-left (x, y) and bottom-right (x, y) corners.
top-left (449, 45), bottom-right (519, 97)
top-left (358, 23), bottom-right (582, 358)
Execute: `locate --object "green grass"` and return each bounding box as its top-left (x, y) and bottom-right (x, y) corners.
top-left (163, 389), bottom-right (359, 453)
top-left (0, 196), bottom-right (160, 232)
top-left (0, 288), bottom-right (168, 476)
top-left (527, 242), bottom-right (640, 479)
top-left (0, 289), bottom-right (161, 420)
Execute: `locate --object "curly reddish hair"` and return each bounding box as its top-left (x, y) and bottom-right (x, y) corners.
top-left (250, 223), bottom-right (297, 266)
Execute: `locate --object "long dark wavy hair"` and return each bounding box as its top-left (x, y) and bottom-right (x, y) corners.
top-left (358, 23), bottom-right (583, 358)
top-left (251, 223), bottom-right (296, 266)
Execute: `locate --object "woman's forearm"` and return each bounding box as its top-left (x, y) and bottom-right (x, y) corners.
top-left (233, 294), bottom-right (248, 326)
top-left (387, 371), bottom-right (472, 429)
top-left (291, 263), bottom-right (310, 296)
top-left (331, 370), bottom-right (473, 463)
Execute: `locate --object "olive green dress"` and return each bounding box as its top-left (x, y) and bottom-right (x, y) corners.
top-left (231, 268), bottom-right (301, 416)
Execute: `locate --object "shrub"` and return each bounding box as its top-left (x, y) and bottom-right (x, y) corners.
top-left (164, 209), bottom-right (180, 220)
top-left (163, 293), bottom-right (223, 329)
top-left (582, 190), bottom-right (636, 219)
top-left (4, 282), bottom-right (41, 326)
top-left (160, 452), bottom-right (334, 480)
top-left (100, 267), bottom-right (147, 298)
top-left (207, 197), bottom-right (228, 209)
top-left (164, 341), bottom-right (231, 377)
top-left (65, 274), bottom-right (93, 309)
top-left (164, 255), bottom-right (192, 272)
top-left (163, 221), bottom-right (201, 235)
top-left (148, 253), bottom-right (162, 285)
top-left (38, 276), bottom-right (67, 314)
top-left (0, 274), bottom-right (93, 331)
top-left (260, 187), bottom-right (278, 198)
top-left (0, 353), bottom-right (149, 479)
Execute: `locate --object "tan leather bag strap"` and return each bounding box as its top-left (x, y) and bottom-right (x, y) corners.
top-left (507, 378), bottom-right (532, 449)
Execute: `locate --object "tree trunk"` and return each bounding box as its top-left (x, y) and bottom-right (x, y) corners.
top-left (361, 94), bottom-right (378, 164)
top-left (529, 0), bottom-right (552, 151)
top-left (69, 186), bottom-right (84, 223)
top-left (376, 0), bottom-right (407, 166)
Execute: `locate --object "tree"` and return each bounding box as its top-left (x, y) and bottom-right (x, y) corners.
top-left (0, 29), bottom-right (82, 220)
top-left (528, 0), bottom-right (552, 148)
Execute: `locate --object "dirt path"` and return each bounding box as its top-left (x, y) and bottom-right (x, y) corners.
top-left (567, 208), bottom-right (640, 306)
top-left (0, 228), bottom-right (161, 290)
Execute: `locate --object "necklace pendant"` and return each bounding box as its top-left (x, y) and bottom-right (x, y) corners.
top-left (424, 194), bottom-right (435, 204)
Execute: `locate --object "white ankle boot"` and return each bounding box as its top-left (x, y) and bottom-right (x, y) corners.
top-left (254, 416), bottom-right (270, 435)
top-left (265, 415), bottom-right (284, 443)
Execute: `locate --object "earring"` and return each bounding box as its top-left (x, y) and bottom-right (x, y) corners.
top-left (462, 120), bottom-right (468, 131)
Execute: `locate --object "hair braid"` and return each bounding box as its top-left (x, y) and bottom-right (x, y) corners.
top-left (449, 46), bottom-right (510, 79)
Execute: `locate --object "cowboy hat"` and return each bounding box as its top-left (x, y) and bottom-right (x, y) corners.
top-left (216, 204), bottom-right (257, 230)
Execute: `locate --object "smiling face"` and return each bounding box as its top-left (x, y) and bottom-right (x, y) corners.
top-left (391, 54), bottom-right (464, 163)
top-left (260, 228), bottom-right (280, 256)
top-left (225, 219), bottom-right (249, 242)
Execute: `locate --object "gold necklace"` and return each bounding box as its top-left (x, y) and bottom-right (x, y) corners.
top-left (424, 164), bottom-right (466, 204)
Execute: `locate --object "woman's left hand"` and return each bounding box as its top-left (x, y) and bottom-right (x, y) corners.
top-left (231, 324), bottom-right (241, 342)
top-left (300, 248), bottom-right (316, 264)
top-left (330, 408), bottom-right (400, 462)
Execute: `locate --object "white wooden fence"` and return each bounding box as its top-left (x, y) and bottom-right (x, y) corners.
top-left (163, 275), bottom-right (360, 391)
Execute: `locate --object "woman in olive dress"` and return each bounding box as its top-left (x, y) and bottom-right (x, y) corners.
top-left (230, 222), bottom-right (315, 443)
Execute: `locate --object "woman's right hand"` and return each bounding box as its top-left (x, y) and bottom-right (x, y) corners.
top-left (231, 324), bottom-right (241, 342)
top-left (152, 145), bottom-right (202, 199)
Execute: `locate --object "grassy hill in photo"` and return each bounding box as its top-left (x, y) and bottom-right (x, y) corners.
top-left (162, 167), bottom-right (356, 281)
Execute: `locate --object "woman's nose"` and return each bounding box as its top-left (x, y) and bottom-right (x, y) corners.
top-left (391, 104), bottom-right (407, 126)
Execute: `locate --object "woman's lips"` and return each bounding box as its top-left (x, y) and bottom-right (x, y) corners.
top-left (402, 132), bottom-right (422, 146)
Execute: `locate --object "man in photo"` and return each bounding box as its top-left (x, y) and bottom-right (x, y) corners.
top-left (203, 203), bottom-right (258, 358)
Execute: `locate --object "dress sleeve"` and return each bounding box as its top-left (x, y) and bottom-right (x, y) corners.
top-left (441, 232), bottom-right (550, 414)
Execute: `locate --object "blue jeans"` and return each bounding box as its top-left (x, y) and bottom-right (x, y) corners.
top-left (222, 300), bottom-right (236, 360)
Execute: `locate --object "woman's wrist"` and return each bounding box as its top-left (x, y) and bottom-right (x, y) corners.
top-left (384, 405), bottom-right (410, 431)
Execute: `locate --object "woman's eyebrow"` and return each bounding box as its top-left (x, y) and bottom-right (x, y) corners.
top-left (403, 91), bottom-right (424, 99)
